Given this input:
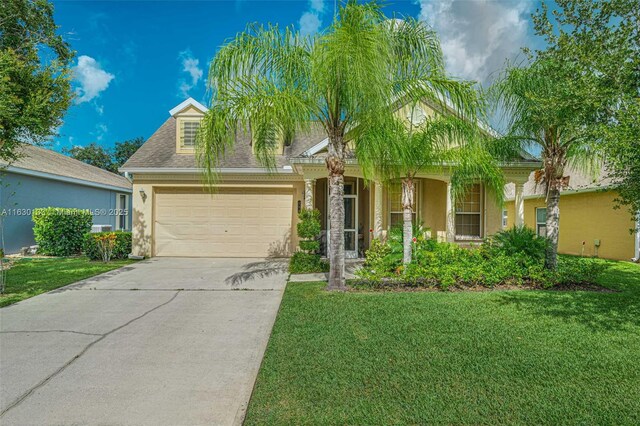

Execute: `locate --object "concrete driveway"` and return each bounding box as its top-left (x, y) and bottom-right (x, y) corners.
top-left (0, 258), bottom-right (288, 426)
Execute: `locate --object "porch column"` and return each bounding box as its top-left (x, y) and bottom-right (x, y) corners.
top-left (514, 182), bottom-right (525, 227)
top-left (374, 181), bottom-right (383, 239)
top-left (304, 178), bottom-right (315, 210)
top-left (446, 181), bottom-right (455, 242)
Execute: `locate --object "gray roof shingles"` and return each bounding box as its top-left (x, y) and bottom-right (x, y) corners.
top-left (3, 144), bottom-right (132, 190)
top-left (121, 117), bottom-right (327, 170)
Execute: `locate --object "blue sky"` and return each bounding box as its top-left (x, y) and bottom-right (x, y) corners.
top-left (52, 0), bottom-right (543, 153)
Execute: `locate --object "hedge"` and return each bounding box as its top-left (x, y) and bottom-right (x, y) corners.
top-left (32, 208), bottom-right (93, 256)
top-left (83, 231), bottom-right (132, 261)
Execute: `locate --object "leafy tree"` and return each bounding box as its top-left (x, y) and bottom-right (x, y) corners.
top-left (0, 0), bottom-right (74, 163)
top-left (491, 58), bottom-right (600, 270)
top-left (64, 143), bottom-right (115, 172)
top-left (197, 1), bottom-right (481, 289)
top-left (359, 111), bottom-right (504, 266)
top-left (113, 137), bottom-right (144, 169)
top-left (531, 0), bottom-right (639, 226)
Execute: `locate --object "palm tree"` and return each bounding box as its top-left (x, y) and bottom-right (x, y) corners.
top-left (358, 109), bottom-right (505, 266)
top-left (492, 59), bottom-right (600, 270)
top-left (197, 1), bottom-right (481, 290)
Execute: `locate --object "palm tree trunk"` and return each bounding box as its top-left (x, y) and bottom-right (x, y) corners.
top-left (545, 187), bottom-right (560, 270)
top-left (401, 178), bottom-right (414, 266)
top-left (326, 137), bottom-right (346, 291)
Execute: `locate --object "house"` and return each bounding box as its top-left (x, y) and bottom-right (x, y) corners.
top-left (0, 144), bottom-right (133, 254)
top-left (504, 167), bottom-right (640, 261)
top-left (121, 98), bottom-right (540, 259)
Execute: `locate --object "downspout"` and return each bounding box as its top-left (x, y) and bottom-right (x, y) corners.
top-left (633, 212), bottom-right (640, 263)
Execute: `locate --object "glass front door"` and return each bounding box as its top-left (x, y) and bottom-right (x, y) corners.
top-left (344, 182), bottom-right (358, 258)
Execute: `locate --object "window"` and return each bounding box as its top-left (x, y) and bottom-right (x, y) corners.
top-left (388, 182), bottom-right (417, 228)
top-left (116, 194), bottom-right (130, 231)
top-left (536, 208), bottom-right (547, 237)
top-left (502, 209), bottom-right (508, 229)
top-left (179, 120), bottom-right (200, 149)
top-left (455, 184), bottom-right (482, 239)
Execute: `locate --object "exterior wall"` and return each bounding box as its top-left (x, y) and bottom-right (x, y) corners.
top-left (1, 171), bottom-right (131, 253)
top-left (505, 190), bottom-right (636, 260)
top-left (419, 179), bottom-right (447, 240)
top-left (130, 173), bottom-right (304, 258)
top-left (484, 187), bottom-right (503, 237)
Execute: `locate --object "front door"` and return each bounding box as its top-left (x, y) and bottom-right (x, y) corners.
top-left (344, 182), bottom-right (358, 258)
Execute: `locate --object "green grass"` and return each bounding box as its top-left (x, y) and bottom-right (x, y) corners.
top-left (245, 260), bottom-right (640, 425)
top-left (0, 257), bottom-right (135, 308)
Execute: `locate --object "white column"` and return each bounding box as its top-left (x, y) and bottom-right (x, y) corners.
top-left (515, 182), bottom-right (525, 228)
top-left (304, 178), bottom-right (314, 210)
top-left (374, 181), bottom-right (383, 239)
top-left (446, 181), bottom-right (455, 242)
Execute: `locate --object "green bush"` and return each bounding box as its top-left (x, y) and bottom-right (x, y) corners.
top-left (83, 231), bottom-right (132, 260)
top-left (486, 226), bottom-right (549, 263)
top-left (290, 209), bottom-right (326, 273)
top-left (355, 233), bottom-right (608, 290)
top-left (289, 252), bottom-right (329, 274)
top-left (32, 208), bottom-right (92, 256)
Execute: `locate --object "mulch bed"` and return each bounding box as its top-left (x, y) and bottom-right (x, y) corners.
top-left (347, 280), bottom-right (616, 293)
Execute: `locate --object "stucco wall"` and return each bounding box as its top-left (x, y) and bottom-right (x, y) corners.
top-left (505, 190), bottom-right (636, 260)
top-left (1, 172), bottom-right (131, 253)
top-left (420, 179), bottom-right (447, 240)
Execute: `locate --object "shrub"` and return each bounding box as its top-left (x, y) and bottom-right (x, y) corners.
top-left (289, 252), bottom-right (329, 274)
top-left (84, 231), bottom-right (132, 261)
top-left (290, 209), bottom-right (326, 273)
top-left (356, 233), bottom-right (607, 290)
top-left (32, 208), bottom-right (92, 256)
top-left (486, 226), bottom-right (549, 263)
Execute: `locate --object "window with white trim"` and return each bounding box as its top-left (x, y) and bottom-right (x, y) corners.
top-left (116, 193), bottom-right (130, 231)
top-left (179, 120), bottom-right (200, 149)
top-left (502, 209), bottom-right (508, 229)
top-left (536, 207), bottom-right (547, 237)
top-left (455, 184), bottom-right (482, 239)
top-left (388, 182), bottom-right (418, 228)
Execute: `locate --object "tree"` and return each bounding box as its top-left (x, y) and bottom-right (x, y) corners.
top-left (0, 0), bottom-right (74, 163)
top-left (113, 137), bottom-right (144, 170)
top-left (64, 143), bottom-right (115, 172)
top-left (197, 1), bottom-right (481, 289)
top-left (491, 58), bottom-right (600, 270)
top-left (359, 111), bottom-right (504, 266)
top-left (531, 0), bottom-right (639, 226)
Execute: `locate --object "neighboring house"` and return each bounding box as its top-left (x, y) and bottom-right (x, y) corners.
top-left (122, 98), bottom-right (539, 259)
top-left (504, 167), bottom-right (640, 261)
top-left (0, 144), bottom-right (133, 254)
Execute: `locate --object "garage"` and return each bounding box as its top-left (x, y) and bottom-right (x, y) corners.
top-left (154, 188), bottom-right (294, 257)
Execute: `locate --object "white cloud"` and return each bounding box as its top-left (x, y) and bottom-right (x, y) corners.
top-left (96, 123), bottom-right (108, 142)
top-left (299, 0), bottom-right (325, 36)
top-left (95, 104), bottom-right (104, 115)
top-left (416, 0), bottom-right (533, 85)
top-left (73, 55), bottom-right (115, 104)
top-left (177, 50), bottom-right (203, 98)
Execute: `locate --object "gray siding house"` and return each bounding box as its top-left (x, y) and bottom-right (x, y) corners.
top-left (1, 144), bottom-right (132, 253)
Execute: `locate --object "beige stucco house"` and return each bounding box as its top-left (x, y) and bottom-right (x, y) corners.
top-left (121, 98), bottom-right (540, 258)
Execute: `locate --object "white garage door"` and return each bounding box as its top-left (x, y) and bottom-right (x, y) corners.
top-left (154, 188), bottom-right (294, 257)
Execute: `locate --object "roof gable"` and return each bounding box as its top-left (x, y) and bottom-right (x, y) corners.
top-left (169, 98), bottom-right (208, 117)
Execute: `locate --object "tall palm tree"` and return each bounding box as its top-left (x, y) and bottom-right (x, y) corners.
top-left (492, 59), bottom-right (600, 270)
top-left (197, 1), bottom-right (481, 290)
top-left (358, 109), bottom-right (505, 266)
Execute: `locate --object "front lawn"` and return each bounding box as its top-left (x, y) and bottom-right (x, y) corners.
top-left (0, 257), bottom-right (135, 308)
top-left (245, 260), bottom-right (640, 424)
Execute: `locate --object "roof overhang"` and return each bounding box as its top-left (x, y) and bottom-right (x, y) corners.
top-left (169, 98), bottom-right (209, 116)
top-left (5, 166), bottom-right (132, 193)
top-left (119, 166), bottom-right (294, 174)
top-left (504, 184), bottom-right (613, 202)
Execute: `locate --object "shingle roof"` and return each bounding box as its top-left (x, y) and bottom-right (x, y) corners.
top-left (121, 117), bottom-right (327, 170)
top-left (3, 144), bottom-right (132, 190)
top-left (504, 165), bottom-right (613, 200)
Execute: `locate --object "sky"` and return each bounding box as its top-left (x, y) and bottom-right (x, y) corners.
top-left (51, 0), bottom-right (544, 153)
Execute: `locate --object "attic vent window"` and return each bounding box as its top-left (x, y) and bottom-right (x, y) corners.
top-left (180, 120), bottom-right (200, 148)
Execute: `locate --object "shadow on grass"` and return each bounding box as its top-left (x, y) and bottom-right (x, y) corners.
top-left (225, 259), bottom-right (289, 286)
top-left (496, 263), bottom-right (640, 331)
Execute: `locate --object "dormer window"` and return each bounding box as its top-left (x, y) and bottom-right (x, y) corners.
top-left (180, 120), bottom-right (200, 149)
